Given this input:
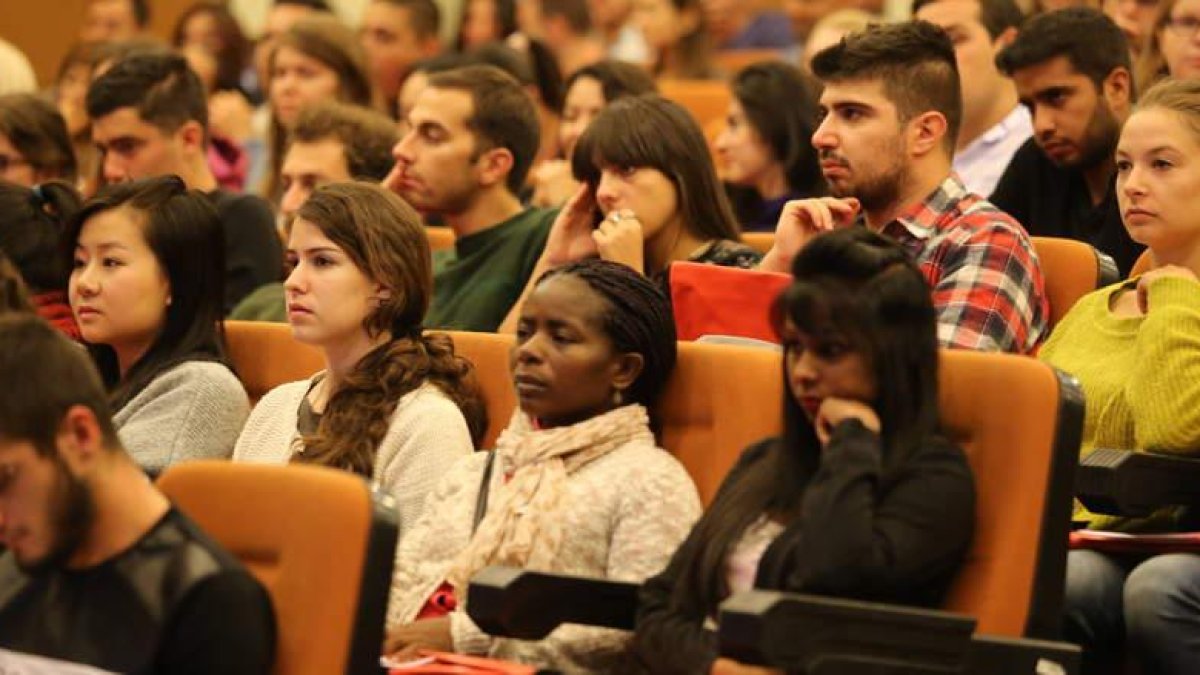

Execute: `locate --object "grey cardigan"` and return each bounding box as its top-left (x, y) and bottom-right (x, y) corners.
top-left (113, 361), bottom-right (250, 474)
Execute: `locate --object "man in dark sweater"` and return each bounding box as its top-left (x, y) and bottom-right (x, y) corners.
top-left (0, 316), bottom-right (274, 674)
top-left (991, 8), bottom-right (1145, 275)
top-left (385, 64), bottom-right (556, 332)
top-left (87, 53), bottom-right (282, 313)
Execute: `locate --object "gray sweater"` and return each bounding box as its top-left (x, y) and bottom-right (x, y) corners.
top-left (113, 361), bottom-right (250, 474)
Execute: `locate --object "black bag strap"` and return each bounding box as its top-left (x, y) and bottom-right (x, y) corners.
top-left (472, 451), bottom-right (497, 535)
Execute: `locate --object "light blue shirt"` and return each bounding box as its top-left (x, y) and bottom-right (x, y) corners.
top-left (952, 105), bottom-right (1033, 198)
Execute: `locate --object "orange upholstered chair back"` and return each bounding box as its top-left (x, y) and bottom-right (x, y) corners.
top-left (445, 331), bottom-right (520, 449)
top-left (224, 320), bottom-right (323, 404)
top-left (937, 350), bottom-right (1079, 638)
top-left (741, 232), bottom-right (774, 255)
top-left (1130, 249), bottom-right (1154, 277)
top-left (713, 49), bottom-right (786, 74)
top-left (658, 79), bottom-right (733, 130)
top-left (157, 462), bottom-right (397, 675)
top-left (425, 226), bottom-right (455, 253)
top-left (1030, 237), bottom-right (1115, 328)
top-left (658, 341), bottom-right (783, 504)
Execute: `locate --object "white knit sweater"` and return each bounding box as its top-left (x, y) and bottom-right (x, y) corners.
top-left (232, 377), bottom-right (474, 531)
top-left (113, 361), bottom-right (250, 475)
top-left (388, 441), bottom-right (702, 674)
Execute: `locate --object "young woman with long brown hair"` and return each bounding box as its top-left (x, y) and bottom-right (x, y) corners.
top-left (233, 182), bottom-right (485, 529)
top-left (260, 15), bottom-right (375, 204)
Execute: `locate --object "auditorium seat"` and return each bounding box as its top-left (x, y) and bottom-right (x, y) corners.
top-left (742, 232), bottom-right (774, 255)
top-left (158, 462), bottom-right (397, 675)
top-left (1030, 237), bottom-right (1119, 328)
top-left (224, 320), bottom-right (323, 404)
top-left (425, 226), bottom-right (455, 253)
top-left (467, 350), bottom-right (1084, 671)
top-left (657, 79), bottom-right (733, 131)
top-left (1130, 249), bottom-right (1154, 278)
top-left (443, 331), bottom-right (518, 450)
top-left (713, 49), bottom-right (786, 74)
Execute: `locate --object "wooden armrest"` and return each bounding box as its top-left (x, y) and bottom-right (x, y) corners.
top-left (1077, 449), bottom-right (1200, 517)
top-left (466, 566), bottom-right (640, 639)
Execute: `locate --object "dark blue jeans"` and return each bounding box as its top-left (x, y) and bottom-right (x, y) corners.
top-left (1063, 550), bottom-right (1200, 674)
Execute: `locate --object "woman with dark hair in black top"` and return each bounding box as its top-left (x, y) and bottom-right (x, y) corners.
top-left (633, 227), bottom-right (976, 674)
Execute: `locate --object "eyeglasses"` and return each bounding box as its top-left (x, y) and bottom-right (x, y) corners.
top-left (1165, 15), bottom-right (1200, 38)
top-left (0, 155), bottom-right (29, 173)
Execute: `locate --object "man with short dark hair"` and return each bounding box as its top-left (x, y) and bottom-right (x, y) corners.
top-left (79, 0), bottom-right (149, 43)
top-left (992, 7), bottom-right (1144, 275)
top-left (87, 53), bottom-right (283, 313)
top-left (385, 64), bottom-right (555, 332)
top-left (914, 0), bottom-right (1031, 197)
top-left (232, 101), bottom-right (400, 322)
top-left (361, 0), bottom-right (443, 119)
top-left (280, 101), bottom-right (399, 218)
top-left (0, 315), bottom-right (274, 674)
top-left (761, 20), bottom-right (1049, 354)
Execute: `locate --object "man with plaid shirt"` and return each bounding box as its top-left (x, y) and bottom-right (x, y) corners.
top-left (760, 20), bottom-right (1048, 354)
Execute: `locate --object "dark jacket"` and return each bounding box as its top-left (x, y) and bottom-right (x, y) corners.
top-left (633, 420), bottom-right (976, 674)
top-left (989, 138), bottom-right (1144, 276)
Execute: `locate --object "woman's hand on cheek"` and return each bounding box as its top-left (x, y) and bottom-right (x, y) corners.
top-left (593, 210), bottom-right (646, 273)
top-left (544, 184), bottom-right (600, 266)
top-left (382, 617), bottom-right (454, 660)
top-left (814, 398), bottom-right (880, 447)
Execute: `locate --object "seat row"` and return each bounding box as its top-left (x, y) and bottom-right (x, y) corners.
top-left (160, 321), bottom-right (1086, 673)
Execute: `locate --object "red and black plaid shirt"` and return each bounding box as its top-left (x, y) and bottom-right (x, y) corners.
top-left (880, 175), bottom-right (1049, 354)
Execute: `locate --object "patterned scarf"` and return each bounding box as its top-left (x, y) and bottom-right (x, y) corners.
top-left (445, 404), bottom-right (654, 592)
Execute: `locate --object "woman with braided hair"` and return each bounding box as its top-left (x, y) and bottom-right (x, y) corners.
top-left (383, 258), bottom-right (701, 672)
top-left (233, 181), bottom-right (486, 532)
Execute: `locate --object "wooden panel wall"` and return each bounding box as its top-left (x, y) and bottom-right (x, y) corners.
top-left (0, 0), bottom-right (197, 88)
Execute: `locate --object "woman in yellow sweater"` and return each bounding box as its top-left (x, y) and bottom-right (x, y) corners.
top-left (1040, 78), bottom-right (1200, 675)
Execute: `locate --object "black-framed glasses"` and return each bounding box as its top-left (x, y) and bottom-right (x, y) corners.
top-left (0, 155), bottom-right (29, 173)
top-left (1165, 15), bottom-right (1200, 38)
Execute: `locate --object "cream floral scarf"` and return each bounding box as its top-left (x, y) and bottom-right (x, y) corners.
top-left (445, 404), bottom-right (654, 592)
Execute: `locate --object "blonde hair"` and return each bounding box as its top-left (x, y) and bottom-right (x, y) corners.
top-left (1134, 77), bottom-right (1200, 144)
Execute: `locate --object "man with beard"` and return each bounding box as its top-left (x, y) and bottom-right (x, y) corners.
top-left (992, 7), bottom-right (1145, 275)
top-left (760, 20), bottom-right (1048, 355)
top-left (0, 317), bottom-right (274, 674)
top-left (385, 65), bottom-right (556, 332)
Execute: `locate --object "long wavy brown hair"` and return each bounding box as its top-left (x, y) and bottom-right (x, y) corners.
top-left (292, 182), bottom-right (487, 476)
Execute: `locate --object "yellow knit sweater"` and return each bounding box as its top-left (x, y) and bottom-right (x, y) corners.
top-left (1040, 275), bottom-right (1200, 531)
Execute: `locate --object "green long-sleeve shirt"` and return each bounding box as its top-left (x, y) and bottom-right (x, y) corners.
top-left (424, 208), bottom-right (555, 332)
